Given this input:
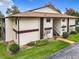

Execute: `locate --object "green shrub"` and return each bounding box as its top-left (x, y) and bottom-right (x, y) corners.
top-left (9, 43), bottom-right (20, 54)
top-left (35, 39), bottom-right (49, 47)
top-left (63, 32), bottom-right (69, 38)
top-left (76, 27), bottom-right (79, 32)
top-left (70, 31), bottom-right (77, 34)
top-left (27, 40), bottom-right (49, 47)
top-left (27, 41), bottom-right (35, 46)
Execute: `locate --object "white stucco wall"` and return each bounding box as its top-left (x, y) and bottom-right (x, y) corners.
top-left (13, 19), bottom-right (18, 30)
top-left (5, 17), bottom-right (76, 46)
top-left (44, 18), bottom-right (53, 28)
top-left (32, 7), bottom-right (59, 14)
top-left (43, 18), bottom-right (53, 39)
top-left (61, 18), bottom-right (76, 35)
top-left (61, 19), bottom-right (67, 35)
top-left (19, 18), bottom-right (40, 46)
top-left (19, 32), bottom-right (39, 46)
top-left (69, 19), bottom-right (76, 32)
top-left (19, 18), bottom-right (40, 31)
top-left (5, 18), bottom-right (15, 42)
top-left (5, 17), bottom-right (54, 46)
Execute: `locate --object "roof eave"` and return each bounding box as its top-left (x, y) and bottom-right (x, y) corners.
top-left (6, 16), bottom-right (79, 19)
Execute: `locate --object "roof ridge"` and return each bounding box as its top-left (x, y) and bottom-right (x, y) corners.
top-left (25, 3), bottom-right (61, 13)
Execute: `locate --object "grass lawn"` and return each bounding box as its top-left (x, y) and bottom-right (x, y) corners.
top-left (0, 40), bottom-right (69, 59)
top-left (68, 34), bottom-right (79, 42)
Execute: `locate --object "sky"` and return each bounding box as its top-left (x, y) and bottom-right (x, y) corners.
top-left (0, 0), bottom-right (79, 15)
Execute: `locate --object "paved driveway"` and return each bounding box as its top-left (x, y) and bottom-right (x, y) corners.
top-left (47, 42), bottom-right (79, 59)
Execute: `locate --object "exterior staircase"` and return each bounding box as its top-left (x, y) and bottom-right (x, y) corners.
top-left (53, 29), bottom-right (60, 38)
top-left (53, 29), bottom-right (59, 36)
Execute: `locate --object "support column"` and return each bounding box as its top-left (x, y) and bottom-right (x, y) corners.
top-left (17, 18), bottom-right (20, 45)
top-left (40, 18), bottom-right (44, 39)
top-left (67, 18), bottom-right (69, 32)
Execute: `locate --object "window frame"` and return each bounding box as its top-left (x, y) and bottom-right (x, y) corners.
top-left (62, 19), bottom-right (65, 22)
top-left (46, 18), bottom-right (51, 22)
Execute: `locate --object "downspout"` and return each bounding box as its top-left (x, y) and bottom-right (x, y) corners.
top-left (17, 18), bottom-right (20, 46)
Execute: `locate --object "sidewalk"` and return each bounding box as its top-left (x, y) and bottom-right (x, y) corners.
top-left (57, 38), bottom-right (75, 44)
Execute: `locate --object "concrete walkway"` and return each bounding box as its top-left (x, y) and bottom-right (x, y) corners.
top-left (47, 42), bottom-right (79, 59)
top-left (57, 38), bottom-right (75, 44)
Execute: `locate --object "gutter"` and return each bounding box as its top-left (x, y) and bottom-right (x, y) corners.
top-left (17, 18), bottom-right (20, 46)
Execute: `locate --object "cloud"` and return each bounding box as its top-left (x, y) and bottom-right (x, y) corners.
top-left (0, 0), bottom-right (14, 7)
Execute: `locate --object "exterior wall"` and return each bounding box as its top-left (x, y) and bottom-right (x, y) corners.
top-left (76, 19), bottom-right (79, 27)
top-left (61, 19), bottom-right (76, 35)
top-left (19, 32), bottom-right (39, 46)
top-left (61, 19), bottom-right (67, 35)
top-left (43, 18), bottom-right (53, 39)
top-left (32, 7), bottom-right (60, 14)
top-left (19, 18), bottom-right (40, 46)
top-left (13, 19), bottom-right (18, 30)
top-left (5, 17), bottom-right (76, 46)
top-left (5, 18), bottom-right (15, 42)
top-left (13, 19), bottom-right (18, 43)
top-left (69, 19), bottom-right (76, 32)
top-left (5, 17), bottom-right (53, 46)
top-left (19, 18), bottom-right (40, 31)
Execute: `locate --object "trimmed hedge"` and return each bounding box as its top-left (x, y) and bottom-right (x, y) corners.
top-left (63, 32), bottom-right (69, 39)
top-left (76, 27), bottom-right (79, 32)
top-left (27, 41), bottom-right (35, 46)
top-left (9, 43), bottom-right (20, 54)
top-left (27, 39), bottom-right (49, 47)
top-left (70, 31), bottom-right (77, 34)
top-left (35, 40), bottom-right (49, 47)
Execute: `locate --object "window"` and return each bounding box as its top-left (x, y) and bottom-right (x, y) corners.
top-left (62, 19), bottom-right (65, 22)
top-left (62, 28), bottom-right (65, 31)
top-left (47, 30), bottom-right (51, 34)
top-left (62, 25), bottom-right (66, 28)
top-left (46, 18), bottom-right (51, 22)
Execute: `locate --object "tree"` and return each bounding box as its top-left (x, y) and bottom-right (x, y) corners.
top-left (65, 8), bottom-right (79, 17)
top-left (71, 12), bottom-right (79, 17)
top-left (6, 5), bottom-right (20, 15)
top-left (0, 11), bottom-right (4, 18)
top-left (0, 11), bottom-right (4, 40)
top-left (65, 8), bottom-right (76, 15)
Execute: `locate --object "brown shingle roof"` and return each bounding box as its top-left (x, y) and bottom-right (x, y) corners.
top-left (8, 12), bottom-right (78, 18)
